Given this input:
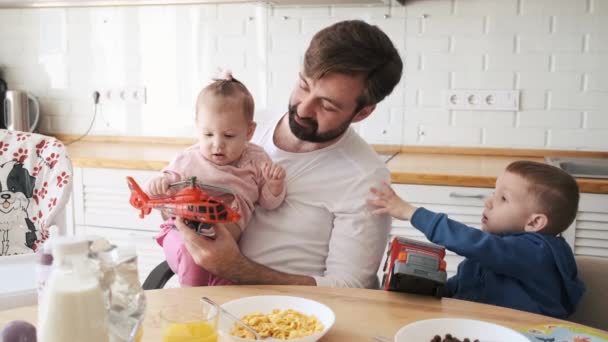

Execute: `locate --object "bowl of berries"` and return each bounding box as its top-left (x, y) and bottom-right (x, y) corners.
top-left (394, 318), bottom-right (529, 342)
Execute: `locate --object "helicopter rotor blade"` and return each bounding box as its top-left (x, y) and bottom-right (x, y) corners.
top-left (167, 179), bottom-right (235, 196)
top-left (197, 183), bottom-right (235, 195)
top-left (167, 180), bottom-right (193, 189)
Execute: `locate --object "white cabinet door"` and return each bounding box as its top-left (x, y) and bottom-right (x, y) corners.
top-left (78, 225), bottom-right (165, 284)
top-left (73, 168), bottom-right (164, 232)
top-left (71, 167), bottom-right (170, 285)
top-left (567, 193), bottom-right (608, 258)
top-left (388, 184), bottom-right (492, 278)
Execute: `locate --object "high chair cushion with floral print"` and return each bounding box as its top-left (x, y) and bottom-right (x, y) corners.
top-left (0, 130), bottom-right (73, 256)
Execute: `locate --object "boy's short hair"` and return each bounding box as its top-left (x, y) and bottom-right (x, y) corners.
top-left (506, 160), bottom-right (580, 235)
top-left (196, 78), bottom-right (254, 121)
top-left (303, 20), bottom-right (403, 111)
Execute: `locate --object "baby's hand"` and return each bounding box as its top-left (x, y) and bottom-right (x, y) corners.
top-left (147, 176), bottom-right (170, 197)
top-left (262, 162), bottom-right (286, 196)
top-left (368, 183), bottom-right (417, 220)
top-left (262, 162), bottom-right (286, 181)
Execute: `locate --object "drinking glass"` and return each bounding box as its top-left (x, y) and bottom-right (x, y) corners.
top-left (160, 300), bottom-right (218, 342)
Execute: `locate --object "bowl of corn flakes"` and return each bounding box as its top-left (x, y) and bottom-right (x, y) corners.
top-left (218, 295), bottom-right (335, 342)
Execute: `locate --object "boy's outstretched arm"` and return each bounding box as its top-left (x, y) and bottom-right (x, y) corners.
top-left (410, 208), bottom-right (550, 279)
top-left (369, 184), bottom-right (547, 280)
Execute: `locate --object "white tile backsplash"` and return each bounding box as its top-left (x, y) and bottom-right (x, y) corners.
top-left (484, 127), bottom-right (547, 147)
top-left (423, 16), bottom-right (485, 36)
top-left (487, 15), bottom-right (551, 34)
top-left (453, 35), bottom-right (516, 54)
top-left (549, 129), bottom-right (608, 149)
top-left (0, 0), bottom-right (606, 150)
top-left (587, 33), bottom-right (608, 52)
top-left (554, 53), bottom-right (607, 72)
top-left (404, 0), bottom-right (454, 17)
top-left (453, 0), bottom-right (518, 16)
top-left (519, 34), bottom-right (584, 53)
top-left (452, 71), bottom-right (515, 89)
top-left (586, 111), bottom-right (608, 129)
top-left (453, 111), bottom-right (515, 128)
top-left (587, 71), bottom-right (608, 91)
top-left (521, 0), bottom-right (589, 16)
top-left (518, 72), bottom-right (583, 91)
top-left (518, 110), bottom-right (583, 129)
top-left (419, 125), bottom-right (482, 146)
top-left (550, 91), bottom-right (608, 111)
top-left (423, 53), bottom-right (483, 72)
top-left (486, 54), bottom-right (551, 72)
top-left (406, 36), bottom-right (450, 53)
top-left (519, 90), bottom-right (548, 110)
top-left (554, 15), bottom-right (607, 33)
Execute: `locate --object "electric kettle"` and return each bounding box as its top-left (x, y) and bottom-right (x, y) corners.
top-left (0, 78), bottom-right (6, 129)
top-left (4, 90), bottom-right (40, 132)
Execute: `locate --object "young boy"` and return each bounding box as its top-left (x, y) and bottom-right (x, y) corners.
top-left (369, 160), bottom-right (585, 318)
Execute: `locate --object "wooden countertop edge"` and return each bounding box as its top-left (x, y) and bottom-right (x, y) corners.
top-left (390, 173), bottom-right (498, 188)
top-left (55, 134), bottom-right (196, 146)
top-left (72, 157), bottom-right (169, 171)
top-left (58, 135), bottom-right (608, 193)
top-left (399, 145), bottom-right (608, 158)
top-left (391, 172), bottom-right (608, 193)
top-left (55, 134), bottom-right (608, 158)
top-left (72, 158), bottom-right (608, 193)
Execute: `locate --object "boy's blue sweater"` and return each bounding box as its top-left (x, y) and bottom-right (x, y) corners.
top-left (411, 207), bottom-right (585, 318)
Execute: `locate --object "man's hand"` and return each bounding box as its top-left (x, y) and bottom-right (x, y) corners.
top-left (368, 183), bottom-right (418, 221)
top-left (262, 162), bottom-right (286, 196)
top-left (147, 176), bottom-right (170, 196)
top-left (174, 218), bottom-right (242, 277)
top-left (174, 217), bottom-right (315, 285)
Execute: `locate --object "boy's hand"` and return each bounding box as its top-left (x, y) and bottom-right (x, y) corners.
top-left (147, 176), bottom-right (170, 196)
top-left (262, 162), bottom-right (286, 196)
top-left (368, 183), bottom-right (418, 220)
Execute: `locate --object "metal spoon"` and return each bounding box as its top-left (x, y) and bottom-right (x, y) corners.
top-left (372, 336), bottom-right (394, 342)
top-left (200, 296), bottom-right (262, 340)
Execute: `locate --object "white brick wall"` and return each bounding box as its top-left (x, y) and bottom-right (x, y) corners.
top-left (453, 111), bottom-right (515, 128)
top-left (586, 111), bottom-right (608, 129)
top-left (484, 127), bottom-right (547, 147)
top-left (521, 0), bottom-right (589, 16)
top-left (518, 110), bottom-right (583, 129)
top-left (0, 0), bottom-right (606, 150)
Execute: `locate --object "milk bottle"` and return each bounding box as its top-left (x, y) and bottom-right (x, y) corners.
top-left (37, 237), bottom-right (109, 342)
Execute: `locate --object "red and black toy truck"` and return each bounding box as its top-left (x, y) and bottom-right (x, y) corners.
top-left (382, 236), bottom-right (447, 297)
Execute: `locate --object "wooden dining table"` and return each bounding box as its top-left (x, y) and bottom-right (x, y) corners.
top-left (0, 285), bottom-right (604, 341)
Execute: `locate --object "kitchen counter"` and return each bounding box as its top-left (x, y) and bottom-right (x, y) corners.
top-left (58, 135), bottom-right (608, 194)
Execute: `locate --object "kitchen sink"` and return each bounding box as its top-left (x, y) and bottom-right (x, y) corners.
top-left (545, 157), bottom-right (608, 179)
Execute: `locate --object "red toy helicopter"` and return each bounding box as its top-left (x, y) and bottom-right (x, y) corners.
top-left (126, 176), bottom-right (241, 237)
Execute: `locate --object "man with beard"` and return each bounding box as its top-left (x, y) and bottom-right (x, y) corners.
top-left (175, 20), bottom-right (403, 288)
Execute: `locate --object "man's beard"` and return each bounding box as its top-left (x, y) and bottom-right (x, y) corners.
top-left (287, 104), bottom-right (354, 143)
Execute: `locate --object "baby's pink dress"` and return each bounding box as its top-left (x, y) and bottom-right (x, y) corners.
top-left (147, 143), bottom-right (286, 286)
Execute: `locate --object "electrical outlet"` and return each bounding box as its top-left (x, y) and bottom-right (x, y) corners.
top-left (96, 86), bottom-right (147, 104)
top-left (444, 90), bottom-right (519, 111)
top-left (122, 86), bottom-right (147, 104)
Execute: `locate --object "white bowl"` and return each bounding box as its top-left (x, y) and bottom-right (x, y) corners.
top-left (394, 318), bottom-right (529, 342)
top-left (219, 295), bottom-right (335, 342)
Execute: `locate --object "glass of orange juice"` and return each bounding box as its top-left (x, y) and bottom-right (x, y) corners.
top-left (160, 300), bottom-right (218, 342)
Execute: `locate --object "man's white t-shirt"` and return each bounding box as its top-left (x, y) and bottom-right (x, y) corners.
top-left (241, 115), bottom-right (391, 288)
